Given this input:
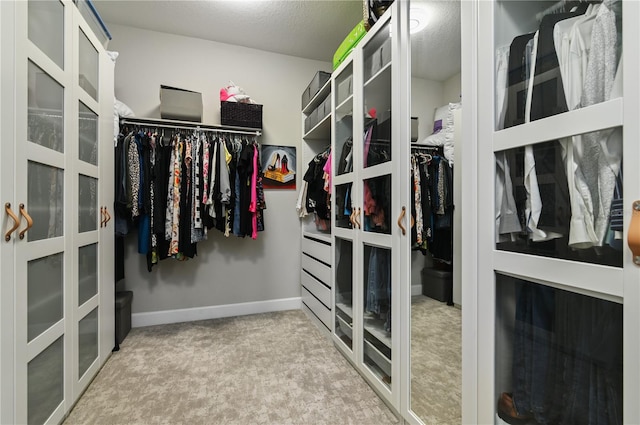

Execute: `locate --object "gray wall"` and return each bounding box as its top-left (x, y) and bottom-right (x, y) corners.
top-left (108, 24), bottom-right (331, 314)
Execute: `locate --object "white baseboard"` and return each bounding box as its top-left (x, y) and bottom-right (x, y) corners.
top-left (131, 297), bottom-right (302, 328)
top-left (411, 284), bottom-right (422, 297)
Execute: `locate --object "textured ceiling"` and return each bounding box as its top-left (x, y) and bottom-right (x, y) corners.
top-left (94, 0), bottom-right (461, 81)
top-left (411, 0), bottom-right (461, 81)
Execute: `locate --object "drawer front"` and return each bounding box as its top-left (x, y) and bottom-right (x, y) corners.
top-left (302, 287), bottom-right (331, 329)
top-left (302, 237), bottom-right (331, 265)
top-left (302, 254), bottom-right (331, 286)
top-left (301, 270), bottom-right (331, 307)
top-left (364, 340), bottom-right (392, 377)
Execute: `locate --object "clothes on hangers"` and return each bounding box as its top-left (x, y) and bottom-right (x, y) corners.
top-left (301, 147), bottom-right (331, 232)
top-left (410, 147), bottom-right (453, 263)
top-left (495, 0), bottom-right (622, 250)
top-left (114, 125), bottom-right (266, 272)
top-left (496, 3), bottom-right (624, 424)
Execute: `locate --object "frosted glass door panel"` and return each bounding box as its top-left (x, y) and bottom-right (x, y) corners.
top-left (495, 274), bottom-right (622, 424)
top-left (495, 127), bottom-right (622, 267)
top-left (28, 0), bottom-right (64, 69)
top-left (78, 243), bottom-right (97, 306)
top-left (335, 238), bottom-right (353, 350)
top-left (27, 161), bottom-right (64, 241)
top-left (28, 252), bottom-right (63, 342)
top-left (363, 175), bottom-right (392, 234)
top-left (335, 183), bottom-right (353, 229)
top-left (28, 336), bottom-right (64, 425)
top-left (28, 61), bottom-right (64, 153)
top-left (78, 102), bottom-right (98, 165)
top-left (78, 175), bottom-right (97, 233)
top-left (363, 244), bottom-right (391, 386)
top-left (78, 308), bottom-right (98, 378)
top-left (494, 1), bottom-right (623, 131)
top-left (78, 29), bottom-right (98, 100)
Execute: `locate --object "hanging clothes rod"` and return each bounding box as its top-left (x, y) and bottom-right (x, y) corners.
top-left (535, 0), bottom-right (602, 22)
top-left (411, 143), bottom-right (443, 152)
top-left (119, 116), bottom-right (262, 136)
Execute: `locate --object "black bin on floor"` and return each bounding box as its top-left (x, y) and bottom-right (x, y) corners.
top-left (421, 267), bottom-right (452, 304)
top-left (115, 291), bottom-right (133, 345)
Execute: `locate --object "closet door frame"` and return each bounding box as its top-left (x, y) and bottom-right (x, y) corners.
top-left (0, 2), bottom-right (16, 423)
top-left (9, 1), bottom-right (115, 423)
top-left (332, 54), bottom-right (358, 362)
top-left (13, 1), bottom-right (75, 423)
top-left (472, 1), bottom-right (640, 424)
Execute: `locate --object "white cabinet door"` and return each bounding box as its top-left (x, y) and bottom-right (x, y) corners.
top-left (7, 1), bottom-right (114, 423)
top-left (14, 2), bottom-right (72, 423)
top-left (331, 4), bottom-right (408, 409)
top-left (470, 1), bottom-right (640, 424)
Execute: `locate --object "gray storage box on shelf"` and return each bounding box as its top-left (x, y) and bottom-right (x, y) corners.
top-left (115, 291), bottom-right (133, 345)
top-left (160, 85), bottom-right (202, 122)
top-left (221, 101), bottom-right (263, 129)
top-left (421, 267), bottom-right (452, 303)
top-left (337, 74), bottom-right (353, 105)
top-left (305, 108), bottom-right (318, 133)
top-left (302, 71), bottom-right (331, 109)
top-left (322, 95), bottom-right (332, 119)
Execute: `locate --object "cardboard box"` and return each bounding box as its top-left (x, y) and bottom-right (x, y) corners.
top-left (160, 85), bottom-right (202, 122)
top-left (302, 71), bottom-right (331, 110)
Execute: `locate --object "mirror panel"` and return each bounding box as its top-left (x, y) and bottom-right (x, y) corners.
top-left (409, 1), bottom-right (462, 423)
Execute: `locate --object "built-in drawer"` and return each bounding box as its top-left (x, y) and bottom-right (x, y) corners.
top-left (364, 339), bottom-right (392, 378)
top-left (302, 254), bottom-right (331, 286)
top-left (301, 270), bottom-right (331, 307)
top-left (302, 287), bottom-right (331, 329)
top-left (302, 236), bottom-right (331, 265)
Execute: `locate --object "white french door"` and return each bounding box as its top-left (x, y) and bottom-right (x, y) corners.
top-left (470, 1), bottom-right (640, 424)
top-left (11, 1), bottom-right (106, 423)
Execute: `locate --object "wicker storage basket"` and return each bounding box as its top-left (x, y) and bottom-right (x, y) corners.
top-left (221, 101), bottom-right (263, 129)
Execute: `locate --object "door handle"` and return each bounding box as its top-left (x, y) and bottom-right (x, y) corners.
top-left (100, 206), bottom-right (105, 228)
top-left (354, 208), bottom-right (361, 229)
top-left (18, 204), bottom-right (33, 240)
top-left (5, 202), bottom-right (20, 242)
top-left (104, 206), bottom-right (111, 226)
top-left (629, 200), bottom-right (640, 265)
top-left (349, 209), bottom-right (355, 228)
top-left (397, 206), bottom-right (406, 235)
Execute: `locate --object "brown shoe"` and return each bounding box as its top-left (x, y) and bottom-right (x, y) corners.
top-left (497, 392), bottom-right (534, 425)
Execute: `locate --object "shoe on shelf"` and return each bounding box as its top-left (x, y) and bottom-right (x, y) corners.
top-left (497, 392), bottom-right (534, 425)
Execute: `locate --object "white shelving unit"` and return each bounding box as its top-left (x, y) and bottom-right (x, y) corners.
top-left (300, 78), bottom-right (333, 334)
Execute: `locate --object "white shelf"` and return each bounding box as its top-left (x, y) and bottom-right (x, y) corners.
top-left (364, 339), bottom-right (392, 378)
top-left (336, 302), bottom-right (353, 319)
top-left (493, 97), bottom-right (623, 152)
top-left (302, 230), bottom-right (331, 244)
top-left (364, 315), bottom-right (391, 349)
top-left (336, 313), bottom-right (353, 340)
top-left (304, 112), bottom-right (332, 140)
top-left (303, 79), bottom-right (332, 115)
top-left (336, 95), bottom-right (353, 114)
top-left (364, 61), bottom-right (391, 89)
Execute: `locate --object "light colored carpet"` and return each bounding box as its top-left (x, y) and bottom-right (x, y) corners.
top-left (64, 310), bottom-right (399, 425)
top-left (410, 295), bottom-right (462, 425)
